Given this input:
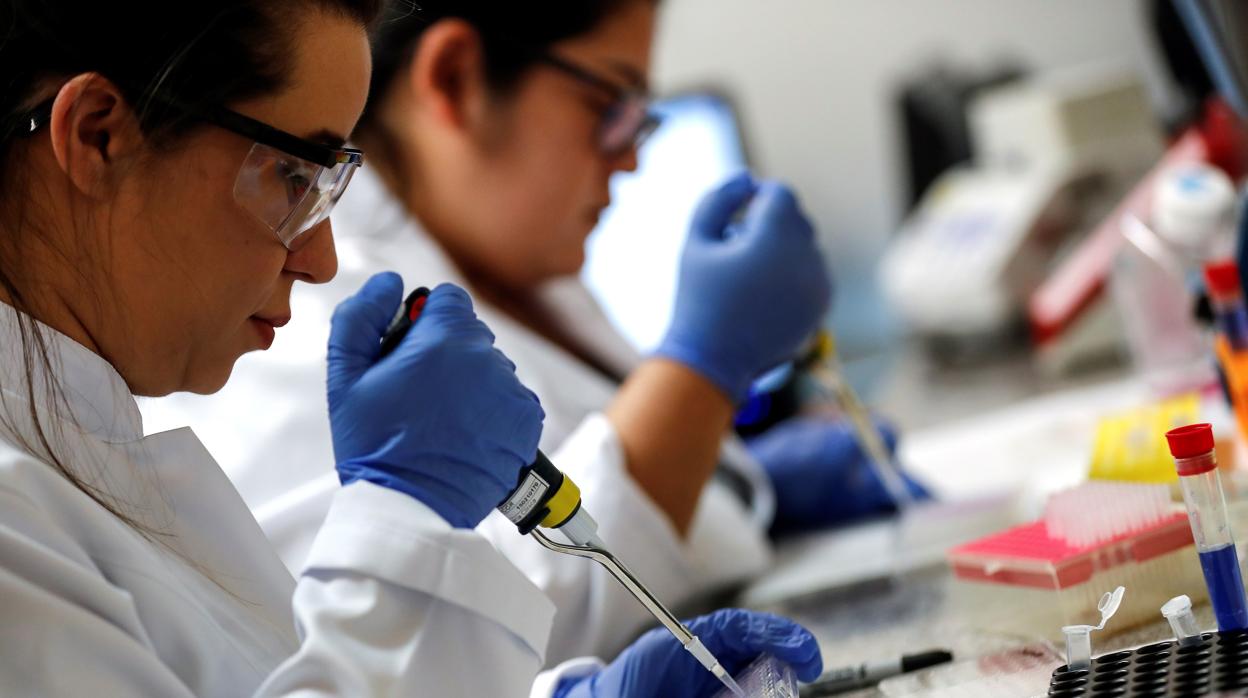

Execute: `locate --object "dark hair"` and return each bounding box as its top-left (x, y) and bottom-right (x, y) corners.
top-left (366, 0), bottom-right (650, 126)
top-left (0, 0), bottom-right (381, 532)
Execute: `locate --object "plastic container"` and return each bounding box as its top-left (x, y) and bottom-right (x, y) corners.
top-left (1048, 630), bottom-right (1248, 697)
top-left (1110, 216), bottom-right (1216, 396)
top-left (949, 483), bottom-right (1205, 639)
top-left (1168, 423), bottom-right (1248, 632)
top-left (713, 654), bottom-right (797, 698)
top-left (1161, 595), bottom-right (1203, 648)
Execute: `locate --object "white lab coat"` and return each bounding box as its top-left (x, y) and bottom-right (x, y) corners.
top-left (141, 165), bottom-right (773, 664)
top-left (0, 304), bottom-right (603, 696)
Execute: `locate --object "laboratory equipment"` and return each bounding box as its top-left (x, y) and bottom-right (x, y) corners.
top-left (1166, 423), bottom-right (1248, 632)
top-left (1177, 0), bottom-right (1248, 120)
top-left (949, 481), bottom-right (1204, 639)
top-left (799, 650), bottom-right (953, 697)
top-left (798, 331), bottom-right (916, 512)
top-left (882, 67), bottom-right (1162, 350)
top-left (1048, 631), bottom-right (1248, 697)
top-left (1110, 164), bottom-right (1233, 396)
top-left (1206, 260), bottom-right (1248, 443)
top-left (1206, 259), bottom-right (1248, 350)
top-left (1110, 216), bottom-right (1208, 395)
top-left (1061, 586), bottom-right (1126, 672)
top-left (380, 287), bottom-right (744, 696)
top-left (1028, 130), bottom-right (1210, 368)
top-left (879, 644), bottom-right (1060, 697)
top-left (1088, 392), bottom-right (1202, 485)
top-left (1162, 595), bottom-right (1204, 648)
top-left (711, 654), bottom-right (798, 698)
top-left (1152, 164), bottom-right (1237, 263)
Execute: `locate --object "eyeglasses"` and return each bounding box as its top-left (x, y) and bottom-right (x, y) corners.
top-left (535, 53), bottom-right (661, 157)
top-left (23, 99), bottom-right (363, 251)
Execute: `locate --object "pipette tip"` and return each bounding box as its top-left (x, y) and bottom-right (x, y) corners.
top-left (712, 662), bottom-right (745, 697)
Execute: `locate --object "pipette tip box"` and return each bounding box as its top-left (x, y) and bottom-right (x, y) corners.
top-left (948, 512), bottom-right (1206, 638)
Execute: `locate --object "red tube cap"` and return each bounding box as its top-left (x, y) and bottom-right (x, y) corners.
top-left (1204, 259), bottom-right (1243, 297)
top-left (1167, 423), bottom-right (1215, 460)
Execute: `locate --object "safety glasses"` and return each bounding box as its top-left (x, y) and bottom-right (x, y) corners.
top-left (536, 52), bottom-right (662, 157)
top-left (23, 100), bottom-right (362, 251)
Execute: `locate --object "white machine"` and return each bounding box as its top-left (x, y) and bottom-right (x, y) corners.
top-left (880, 66), bottom-right (1164, 348)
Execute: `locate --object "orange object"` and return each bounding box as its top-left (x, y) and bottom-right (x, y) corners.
top-left (1214, 336), bottom-right (1248, 444)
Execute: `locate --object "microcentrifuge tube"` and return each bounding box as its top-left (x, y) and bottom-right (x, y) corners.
top-left (1162, 595), bottom-right (1203, 647)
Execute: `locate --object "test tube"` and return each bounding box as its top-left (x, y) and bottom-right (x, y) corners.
top-left (1062, 625), bottom-right (1093, 672)
top-left (1167, 423), bottom-right (1248, 631)
top-left (1161, 595), bottom-right (1203, 647)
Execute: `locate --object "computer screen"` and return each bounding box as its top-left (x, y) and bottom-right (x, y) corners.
top-left (580, 92), bottom-right (749, 352)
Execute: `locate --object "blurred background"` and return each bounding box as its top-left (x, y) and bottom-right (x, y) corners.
top-left (582, 0), bottom-right (1228, 430)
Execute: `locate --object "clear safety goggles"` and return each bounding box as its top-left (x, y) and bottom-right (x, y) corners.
top-left (209, 106), bottom-right (362, 250)
top-left (22, 97), bottom-right (362, 251)
top-left (233, 141), bottom-right (361, 249)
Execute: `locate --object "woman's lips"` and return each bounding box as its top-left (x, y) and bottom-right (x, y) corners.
top-left (249, 315), bottom-right (289, 350)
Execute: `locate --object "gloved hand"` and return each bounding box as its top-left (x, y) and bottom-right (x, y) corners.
top-left (553, 609), bottom-right (822, 698)
top-left (654, 173), bottom-right (833, 402)
top-left (327, 273), bottom-right (544, 529)
top-left (747, 416), bottom-right (929, 534)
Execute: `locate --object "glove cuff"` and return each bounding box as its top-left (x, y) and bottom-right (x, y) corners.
top-left (650, 337), bottom-right (750, 404)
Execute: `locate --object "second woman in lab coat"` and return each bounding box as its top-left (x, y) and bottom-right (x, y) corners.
top-left (140, 0), bottom-right (860, 665)
top-left (0, 0), bottom-right (822, 695)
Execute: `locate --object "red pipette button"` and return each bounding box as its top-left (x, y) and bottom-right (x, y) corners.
top-left (409, 295), bottom-right (427, 321)
top-left (1204, 259), bottom-right (1242, 298)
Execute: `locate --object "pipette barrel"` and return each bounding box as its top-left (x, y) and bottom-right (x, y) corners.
top-left (1167, 424), bottom-right (1248, 631)
top-left (1206, 260), bottom-right (1248, 351)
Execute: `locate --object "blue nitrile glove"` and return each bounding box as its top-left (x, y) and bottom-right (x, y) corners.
top-left (327, 273), bottom-right (545, 529)
top-left (746, 416), bottom-right (930, 534)
top-left (654, 173), bottom-right (833, 402)
top-left (553, 609), bottom-right (822, 698)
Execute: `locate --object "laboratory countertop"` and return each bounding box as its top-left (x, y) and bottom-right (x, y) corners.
top-left (735, 368), bottom-right (1237, 697)
top-left (764, 561), bottom-right (1218, 698)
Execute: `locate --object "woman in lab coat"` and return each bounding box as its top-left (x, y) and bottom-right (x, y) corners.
top-left (0, 1), bottom-right (825, 695)
top-left (142, 0), bottom-right (922, 666)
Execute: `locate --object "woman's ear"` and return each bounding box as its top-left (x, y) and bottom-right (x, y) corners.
top-left (47, 73), bottom-right (145, 199)
top-left (405, 19), bottom-right (494, 133)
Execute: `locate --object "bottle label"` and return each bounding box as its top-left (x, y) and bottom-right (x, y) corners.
top-left (499, 471), bottom-right (549, 525)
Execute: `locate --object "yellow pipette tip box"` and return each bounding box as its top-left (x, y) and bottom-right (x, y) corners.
top-left (1089, 393), bottom-right (1201, 484)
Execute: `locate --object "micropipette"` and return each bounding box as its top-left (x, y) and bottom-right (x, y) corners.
top-left (798, 331), bottom-right (915, 510)
top-left (380, 287), bottom-right (745, 697)
top-left (531, 531), bottom-right (744, 696)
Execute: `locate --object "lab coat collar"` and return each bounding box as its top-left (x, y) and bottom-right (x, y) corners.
top-left (332, 163), bottom-right (471, 286)
top-left (0, 301), bottom-right (143, 444)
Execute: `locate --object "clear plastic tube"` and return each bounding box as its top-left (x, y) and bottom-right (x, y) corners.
top-left (1171, 434), bottom-right (1248, 631)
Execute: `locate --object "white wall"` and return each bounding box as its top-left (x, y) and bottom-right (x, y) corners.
top-left (650, 0), bottom-right (1172, 348)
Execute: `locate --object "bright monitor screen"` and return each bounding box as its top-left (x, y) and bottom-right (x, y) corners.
top-left (580, 92), bottom-right (749, 352)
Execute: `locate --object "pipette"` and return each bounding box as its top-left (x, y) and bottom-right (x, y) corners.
top-left (531, 531), bottom-right (744, 696)
top-left (797, 331), bottom-right (915, 510)
top-left (380, 287), bottom-right (745, 697)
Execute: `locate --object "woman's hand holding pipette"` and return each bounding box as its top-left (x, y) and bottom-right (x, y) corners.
top-left (746, 416), bottom-right (929, 533)
top-left (654, 174), bottom-right (833, 403)
top-left (552, 609), bottom-right (822, 698)
top-left (326, 273), bottom-right (545, 529)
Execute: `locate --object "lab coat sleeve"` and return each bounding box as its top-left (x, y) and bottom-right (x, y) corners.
top-left (478, 413), bottom-right (772, 664)
top-left (260, 481), bottom-right (559, 697)
top-left (0, 475), bottom-right (591, 697)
